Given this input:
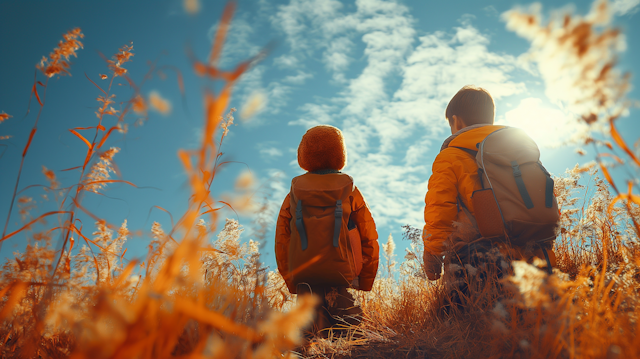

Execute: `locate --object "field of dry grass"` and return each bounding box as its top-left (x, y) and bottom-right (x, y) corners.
top-left (1, 1), bottom-right (639, 358)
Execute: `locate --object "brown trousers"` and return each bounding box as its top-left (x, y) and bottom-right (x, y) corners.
top-left (296, 283), bottom-right (363, 338)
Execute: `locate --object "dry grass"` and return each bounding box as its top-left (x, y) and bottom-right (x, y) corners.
top-left (307, 167), bottom-right (639, 359)
top-left (1, 0), bottom-right (639, 358)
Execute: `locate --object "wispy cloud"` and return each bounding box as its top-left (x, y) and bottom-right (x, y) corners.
top-left (323, 36), bottom-right (355, 82)
top-left (271, 0), bottom-right (347, 54)
top-left (250, 168), bottom-right (289, 250)
top-left (257, 142), bottom-right (285, 160)
top-left (273, 54), bottom-right (300, 69)
top-left (484, 5), bottom-right (499, 17)
top-left (230, 64), bottom-right (292, 123)
top-left (288, 103), bottom-right (336, 127)
top-left (611, 0), bottom-right (640, 15)
top-left (282, 70), bottom-right (313, 85)
top-left (208, 17), bottom-right (260, 67)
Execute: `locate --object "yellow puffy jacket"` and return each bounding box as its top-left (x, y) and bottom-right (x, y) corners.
top-left (276, 174), bottom-right (379, 294)
top-left (423, 125), bottom-right (556, 275)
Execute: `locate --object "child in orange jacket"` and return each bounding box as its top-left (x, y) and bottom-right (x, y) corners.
top-left (275, 125), bottom-right (379, 336)
top-left (422, 85), bottom-right (556, 281)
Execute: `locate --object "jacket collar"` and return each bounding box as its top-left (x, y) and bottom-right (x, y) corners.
top-left (309, 169), bottom-right (342, 175)
top-left (440, 124), bottom-right (505, 152)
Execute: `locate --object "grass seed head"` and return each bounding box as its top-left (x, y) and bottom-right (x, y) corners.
top-left (36, 28), bottom-right (84, 77)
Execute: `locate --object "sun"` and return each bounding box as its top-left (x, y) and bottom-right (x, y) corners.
top-left (499, 97), bottom-right (588, 148)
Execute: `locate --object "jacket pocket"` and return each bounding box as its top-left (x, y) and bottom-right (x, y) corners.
top-left (471, 188), bottom-right (505, 238)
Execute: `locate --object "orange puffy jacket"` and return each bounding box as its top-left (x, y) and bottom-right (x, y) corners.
top-left (423, 125), bottom-right (556, 270)
top-left (276, 173), bottom-right (379, 294)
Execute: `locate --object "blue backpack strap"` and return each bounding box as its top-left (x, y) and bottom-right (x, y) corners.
top-left (538, 162), bottom-right (555, 208)
top-left (333, 200), bottom-right (343, 247)
top-left (450, 146), bottom-right (477, 158)
top-left (295, 199), bottom-right (308, 250)
top-left (451, 146), bottom-right (484, 188)
top-left (510, 160), bottom-right (534, 209)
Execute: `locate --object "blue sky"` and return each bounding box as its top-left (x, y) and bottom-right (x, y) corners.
top-left (1, 0), bottom-right (639, 273)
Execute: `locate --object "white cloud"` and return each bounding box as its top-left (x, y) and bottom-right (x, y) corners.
top-left (484, 5), bottom-right (499, 17)
top-left (345, 153), bottom-right (428, 228)
top-left (611, 0), bottom-right (640, 15)
top-left (404, 138), bottom-right (433, 165)
top-left (258, 143), bottom-right (284, 160)
top-left (261, 147), bottom-right (283, 158)
top-left (266, 82), bottom-right (291, 113)
top-left (323, 36), bottom-right (354, 82)
top-left (271, 0), bottom-right (345, 53)
top-left (250, 169), bottom-right (289, 248)
top-left (458, 13), bottom-right (477, 26)
top-left (273, 54), bottom-right (299, 69)
top-left (282, 70), bottom-right (313, 84)
top-left (341, 0), bottom-right (416, 120)
top-left (271, 0), bottom-right (362, 83)
top-left (289, 103), bottom-right (336, 127)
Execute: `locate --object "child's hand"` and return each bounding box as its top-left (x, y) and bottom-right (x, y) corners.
top-left (351, 277), bottom-right (360, 289)
top-left (423, 253), bottom-right (442, 281)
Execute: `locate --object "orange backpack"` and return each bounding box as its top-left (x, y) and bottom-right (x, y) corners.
top-left (288, 171), bottom-right (363, 287)
top-left (454, 127), bottom-right (559, 272)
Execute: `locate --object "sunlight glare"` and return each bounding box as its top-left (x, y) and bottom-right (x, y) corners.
top-left (501, 97), bottom-right (587, 148)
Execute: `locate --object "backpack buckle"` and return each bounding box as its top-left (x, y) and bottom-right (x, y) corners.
top-left (510, 161), bottom-right (522, 177)
top-left (335, 200), bottom-right (343, 218)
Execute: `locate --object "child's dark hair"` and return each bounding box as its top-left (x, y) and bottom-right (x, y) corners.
top-left (445, 85), bottom-right (495, 126)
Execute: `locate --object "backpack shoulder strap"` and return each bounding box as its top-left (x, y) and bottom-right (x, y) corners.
top-left (295, 199), bottom-right (309, 250)
top-left (333, 200), bottom-right (343, 247)
top-left (450, 146), bottom-right (478, 158)
top-left (538, 162), bottom-right (555, 209)
top-left (510, 161), bottom-right (534, 209)
top-left (450, 146), bottom-right (485, 189)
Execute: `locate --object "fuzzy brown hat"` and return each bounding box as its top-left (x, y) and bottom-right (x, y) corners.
top-left (297, 125), bottom-right (347, 172)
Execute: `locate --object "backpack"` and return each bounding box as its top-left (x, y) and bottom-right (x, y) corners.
top-left (288, 172), bottom-right (363, 288)
top-left (453, 127), bottom-right (559, 272)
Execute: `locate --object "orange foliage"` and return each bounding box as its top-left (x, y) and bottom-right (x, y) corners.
top-left (36, 28), bottom-right (84, 78)
top-left (148, 91), bottom-right (171, 115)
top-left (107, 42), bottom-right (134, 78)
top-left (131, 94), bottom-right (147, 115)
top-left (0, 112), bottom-right (11, 123)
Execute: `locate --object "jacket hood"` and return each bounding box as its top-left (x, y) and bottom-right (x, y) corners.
top-left (298, 125), bottom-right (347, 172)
top-left (441, 124), bottom-right (505, 152)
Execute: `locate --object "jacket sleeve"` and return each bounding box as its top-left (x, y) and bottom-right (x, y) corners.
top-left (350, 186), bottom-right (379, 291)
top-left (423, 153), bottom-right (459, 257)
top-left (275, 193), bottom-right (295, 293)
